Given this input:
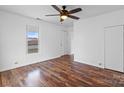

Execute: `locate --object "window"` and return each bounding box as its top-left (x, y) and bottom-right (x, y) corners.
top-left (26, 25), bottom-right (39, 54)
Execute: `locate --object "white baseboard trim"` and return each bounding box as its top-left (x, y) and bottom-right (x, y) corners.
top-left (74, 59), bottom-right (104, 69)
top-left (0, 55), bottom-right (61, 72)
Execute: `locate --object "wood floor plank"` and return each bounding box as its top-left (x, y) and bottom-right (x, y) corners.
top-left (0, 55), bottom-right (124, 87)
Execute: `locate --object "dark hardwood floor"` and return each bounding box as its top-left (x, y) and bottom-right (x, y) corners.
top-left (0, 55), bottom-right (124, 87)
top-left (0, 73), bottom-right (2, 87)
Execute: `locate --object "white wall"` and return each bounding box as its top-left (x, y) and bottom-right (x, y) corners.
top-left (73, 9), bottom-right (124, 68)
top-left (0, 11), bottom-right (68, 71)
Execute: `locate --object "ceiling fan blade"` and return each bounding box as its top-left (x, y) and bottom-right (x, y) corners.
top-left (45, 14), bottom-right (60, 16)
top-left (51, 5), bottom-right (62, 13)
top-left (69, 8), bottom-right (82, 14)
top-left (68, 15), bottom-right (80, 20)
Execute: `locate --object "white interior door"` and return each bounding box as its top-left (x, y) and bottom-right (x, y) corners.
top-left (60, 31), bottom-right (68, 56)
top-left (105, 26), bottom-right (123, 72)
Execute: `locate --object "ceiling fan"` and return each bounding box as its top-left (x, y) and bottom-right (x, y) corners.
top-left (45, 5), bottom-right (82, 22)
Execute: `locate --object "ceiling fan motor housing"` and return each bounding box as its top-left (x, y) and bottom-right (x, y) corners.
top-left (62, 6), bottom-right (66, 10)
top-left (61, 10), bottom-right (68, 16)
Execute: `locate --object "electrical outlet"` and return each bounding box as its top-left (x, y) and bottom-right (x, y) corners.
top-left (14, 62), bottom-right (18, 64)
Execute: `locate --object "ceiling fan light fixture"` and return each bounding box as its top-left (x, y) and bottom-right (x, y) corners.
top-left (46, 5), bottom-right (82, 22)
top-left (61, 15), bottom-right (68, 20)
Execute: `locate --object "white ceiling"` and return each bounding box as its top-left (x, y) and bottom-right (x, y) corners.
top-left (0, 5), bottom-right (124, 27)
